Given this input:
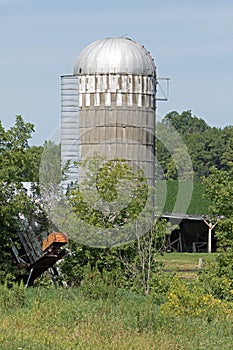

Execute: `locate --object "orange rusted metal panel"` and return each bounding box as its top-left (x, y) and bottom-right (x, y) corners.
top-left (42, 232), bottom-right (68, 252)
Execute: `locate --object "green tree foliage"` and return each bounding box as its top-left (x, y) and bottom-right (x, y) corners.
top-left (185, 127), bottom-right (227, 177)
top-left (0, 115), bottom-right (43, 182)
top-left (69, 157), bottom-right (148, 229)
top-left (203, 164), bottom-right (233, 248)
top-left (165, 147), bottom-right (194, 180)
top-left (200, 164), bottom-right (233, 300)
top-left (0, 116), bottom-right (46, 282)
top-left (199, 251), bottom-right (233, 301)
top-left (162, 110), bottom-right (210, 135)
top-left (60, 219), bottom-right (173, 296)
top-left (0, 181), bottom-right (48, 282)
top-left (39, 141), bottom-right (62, 186)
top-left (158, 110), bottom-right (233, 179)
top-left (221, 126), bottom-right (233, 169)
top-left (59, 241), bottom-right (123, 290)
top-left (117, 219), bottom-right (174, 295)
top-left (59, 155), bottom-right (175, 295)
top-left (157, 110), bottom-right (207, 180)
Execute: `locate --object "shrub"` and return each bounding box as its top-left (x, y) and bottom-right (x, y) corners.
top-left (199, 251), bottom-right (233, 301)
top-left (78, 266), bottom-right (120, 299)
top-left (160, 277), bottom-right (232, 321)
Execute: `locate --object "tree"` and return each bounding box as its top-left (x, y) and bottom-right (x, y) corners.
top-left (199, 164), bottom-right (233, 300)
top-left (161, 110), bottom-right (210, 135)
top-left (159, 110), bottom-right (232, 179)
top-left (0, 115), bottom-right (43, 182)
top-left (117, 219), bottom-right (174, 295)
top-left (185, 127), bottom-right (225, 178)
top-left (0, 181), bottom-right (49, 283)
top-left (165, 147), bottom-right (194, 180)
top-left (58, 155), bottom-right (176, 295)
top-left (59, 218), bottom-right (174, 295)
top-left (0, 116), bottom-right (47, 282)
top-left (220, 126), bottom-right (233, 170)
top-left (156, 115), bottom-right (194, 180)
top-left (203, 164), bottom-right (233, 248)
top-left (55, 155), bottom-right (151, 248)
top-left (69, 157), bottom-right (148, 229)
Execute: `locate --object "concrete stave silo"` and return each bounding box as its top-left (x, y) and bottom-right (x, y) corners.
top-left (61, 37), bottom-right (156, 187)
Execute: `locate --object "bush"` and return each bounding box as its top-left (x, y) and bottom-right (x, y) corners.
top-left (79, 266), bottom-right (120, 299)
top-left (160, 277), bottom-right (232, 321)
top-left (149, 268), bottom-right (176, 304)
top-left (199, 251), bottom-right (233, 301)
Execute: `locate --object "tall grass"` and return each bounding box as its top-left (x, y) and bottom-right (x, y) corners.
top-left (0, 284), bottom-right (233, 349)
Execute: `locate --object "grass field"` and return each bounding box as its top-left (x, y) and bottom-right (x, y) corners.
top-left (1, 253), bottom-right (232, 350)
top-left (0, 284), bottom-right (233, 350)
top-left (156, 252), bottom-right (216, 278)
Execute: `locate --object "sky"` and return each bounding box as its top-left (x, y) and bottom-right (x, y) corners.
top-left (0, 0), bottom-right (232, 145)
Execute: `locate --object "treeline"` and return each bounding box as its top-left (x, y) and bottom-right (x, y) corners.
top-left (157, 110), bottom-right (233, 179)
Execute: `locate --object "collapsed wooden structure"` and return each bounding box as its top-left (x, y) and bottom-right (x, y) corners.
top-left (10, 230), bottom-right (68, 287)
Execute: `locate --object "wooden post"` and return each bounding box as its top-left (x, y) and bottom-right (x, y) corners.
top-left (203, 219), bottom-right (220, 253)
top-left (198, 258), bottom-right (203, 269)
top-left (208, 225), bottom-right (212, 253)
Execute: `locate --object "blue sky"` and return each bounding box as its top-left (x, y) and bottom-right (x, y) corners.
top-left (0, 0), bottom-right (232, 145)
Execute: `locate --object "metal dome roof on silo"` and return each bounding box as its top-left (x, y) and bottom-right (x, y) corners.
top-left (73, 37), bottom-right (156, 76)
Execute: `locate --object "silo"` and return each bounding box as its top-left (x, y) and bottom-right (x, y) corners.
top-left (61, 37), bottom-right (156, 187)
